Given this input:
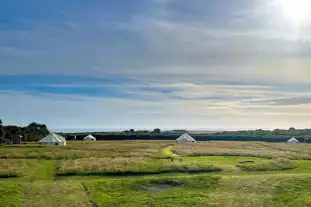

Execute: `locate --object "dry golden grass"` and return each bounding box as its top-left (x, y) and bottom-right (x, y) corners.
top-left (0, 140), bottom-right (173, 159)
top-left (172, 141), bottom-right (311, 159)
top-left (56, 156), bottom-right (223, 175)
top-left (262, 142), bottom-right (311, 154)
top-left (57, 157), bottom-right (149, 174)
top-left (0, 159), bottom-right (27, 177)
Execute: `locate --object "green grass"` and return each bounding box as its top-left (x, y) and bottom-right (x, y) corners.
top-left (22, 160), bottom-right (56, 181)
top-left (237, 158), bottom-right (295, 172)
top-left (83, 175), bottom-right (221, 207)
top-left (271, 176), bottom-right (311, 207)
top-left (21, 181), bottom-right (91, 207)
top-left (82, 174), bottom-right (311, 207)
top-left (0, 183), bottom-right (21, 207)
top-left (1, 141), bottom-right (311, 206)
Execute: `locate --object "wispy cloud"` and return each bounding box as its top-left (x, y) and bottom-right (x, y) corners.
top-left (1, 0), bottom-right (311, 129)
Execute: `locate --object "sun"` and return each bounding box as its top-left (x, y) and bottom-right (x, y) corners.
top-left (279, 0), bottom-right (311, 24)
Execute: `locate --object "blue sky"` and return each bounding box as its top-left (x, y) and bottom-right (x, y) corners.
top-left (1, 0), bottom-right (311, 131)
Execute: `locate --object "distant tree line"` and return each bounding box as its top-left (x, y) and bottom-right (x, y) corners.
top-left (213, 128), bottom-right (311, 139)
top-left (0, 119), bottom-right (49, 144)
top-left (65, 127), bottom-right (311, 143)
top-left (1, 121), bottom-right (311, 144)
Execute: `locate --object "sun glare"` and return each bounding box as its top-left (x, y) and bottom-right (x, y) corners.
top-left (279, 0), bottom-right (311, 24)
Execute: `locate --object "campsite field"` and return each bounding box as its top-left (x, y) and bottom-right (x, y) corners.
top-left (1, 140), bottom-right (311, 206)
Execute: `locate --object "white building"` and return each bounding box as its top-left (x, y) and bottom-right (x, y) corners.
top-left (83, 134), bottom-right (96, 141)
top-left (287, 137), bottom-right (299, 143)
top-left (176, 133), bottom-right (196, 143)
top-left (38, 133), bottom-right (66, 146)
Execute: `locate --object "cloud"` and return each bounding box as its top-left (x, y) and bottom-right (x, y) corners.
top-left (1, 0), bottom-right (311, 129)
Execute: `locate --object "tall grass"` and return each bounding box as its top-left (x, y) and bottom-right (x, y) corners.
top-left (0, 159), bottom-right (27, 177)
top-left (56, 157), bottom-right (223, 176)
top-left (0, 140), bottom-right (173, 159)
top-left (172, 141), bottom-right (311, 160)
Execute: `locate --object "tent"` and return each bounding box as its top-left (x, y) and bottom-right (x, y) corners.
top-left (287, 137), bottom-right (299, 143)
top-left (38, 133), bottom-right (66, 146)
top-left (176, 133), bottom-right (196, 143)
top-left (83, 134), bottom-right (96, 141)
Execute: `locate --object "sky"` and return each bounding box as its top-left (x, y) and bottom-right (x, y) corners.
top-left (1, 0), bottom-right (311, 132)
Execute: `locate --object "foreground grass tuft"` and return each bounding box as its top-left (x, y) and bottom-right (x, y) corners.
top-left (0, 183), bottom-right (20, 207)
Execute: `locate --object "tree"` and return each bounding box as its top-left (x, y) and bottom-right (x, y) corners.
top-left (129, 129), bottom-right (135, 133)
top-left (153, 128), bottom-right (161, 133)
top-left (0, 119), bottom-right (5, 142)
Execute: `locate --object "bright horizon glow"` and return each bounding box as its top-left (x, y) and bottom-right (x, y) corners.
top-left (279, 0), bottom-right (311, 24)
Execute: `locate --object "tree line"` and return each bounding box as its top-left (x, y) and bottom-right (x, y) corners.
top-left (213, 127), bottom-right (311, 139)
top-left (0, 119), bottom-right (49, 144)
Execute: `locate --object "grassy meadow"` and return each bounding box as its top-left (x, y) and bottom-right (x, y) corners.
top-left (1, 140), bottom-right (311, 206)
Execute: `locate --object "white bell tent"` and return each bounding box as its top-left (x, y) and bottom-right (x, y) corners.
top-left (287, 137), bottom-right (299, 143)
top-left (83, 134), bottom-right (96, 141)
top-left (38, 133), bottom-right (66, 146)
top-left (176, 133), bottom-right (196, 143)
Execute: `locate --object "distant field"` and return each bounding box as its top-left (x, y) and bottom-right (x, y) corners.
top-left (1, 140), bottom-right (311, 206)
top-left (0, 140), bottom-right (173, 159)
top-left (172, 141), bottom-right (311, 159)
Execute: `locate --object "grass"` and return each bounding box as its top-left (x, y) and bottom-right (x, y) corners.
top-left (172, 141), bottom-right (311, 159)
top-left (0, 159), bottom-right (27, 177)
top-left (21, 181), bottom-right (91, 207)
top-left (56, 157), bottom-right (223, 176)
top-left (160, 146), bottom-right (179, 158)
top-left (83, 174), bottom-right (311, 207)
top-left (2, 140), bottom-right (311, 206)
top-left (0, 140), bottom-right (173, 159)
top-left (236, 158), bottom-right (295, 172)
top-left (0, 183), bottom-right (20, 207)
top-left (83, 175), bottom-right (221, 207)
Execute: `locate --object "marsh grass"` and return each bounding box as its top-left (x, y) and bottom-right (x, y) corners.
top-left (0, 140), bottom-right (173, 159)
top-left (56, 157), bottom-right (223, 176)
top-left (83, 175), bottom-right (311, 207)
top-left (172, 141), bottom-right (311, 160)
top-left (236, 158), bottom-right (295, 172)
top-left (56, 157), bottom-right (148, 175)
top-left (84, 175), bottom-right (221, 207)
top-left (21, 181), bottom-right (91, 207)
top-left (0, 183), bottom-right (20, 207)
top-left (1, 141), bottom-right (311, 206)
top-left (0, 159), bottom-right (27, 177)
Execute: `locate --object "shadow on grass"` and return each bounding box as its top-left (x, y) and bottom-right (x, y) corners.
top-left (56, 168), bottom-right (222, 177)
top-left (0, 174), bottom-right (18, 178)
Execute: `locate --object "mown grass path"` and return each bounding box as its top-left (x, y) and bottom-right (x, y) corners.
top-left (161, 146), bottom-right (179, 157)
top-left (22, 160), bottom-right (56, 181)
